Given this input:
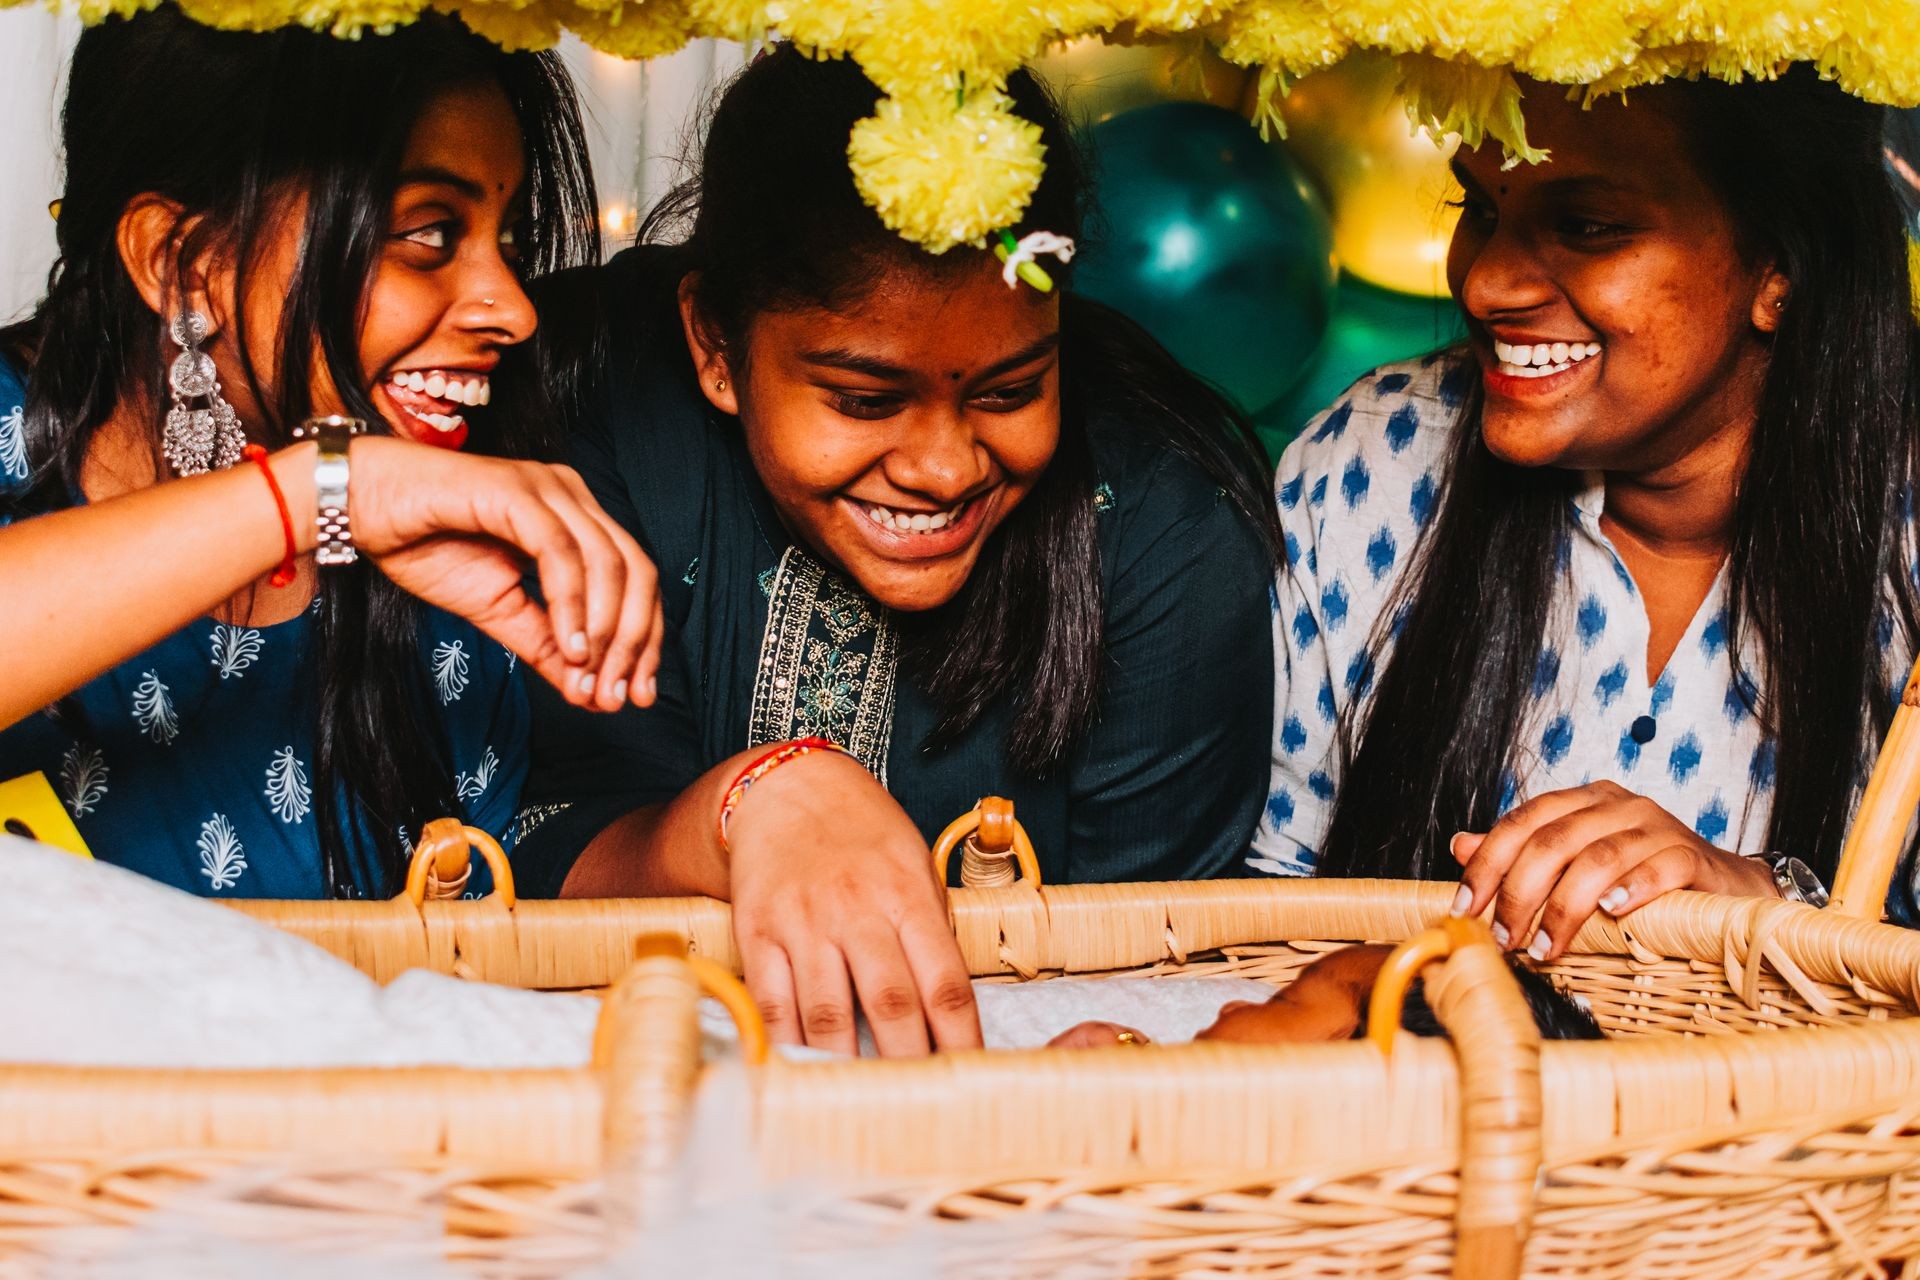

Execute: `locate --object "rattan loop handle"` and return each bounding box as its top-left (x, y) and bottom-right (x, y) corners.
top-left (612, 936), bottom-right (770, 1067)
top-left (1364, 925), bottom-right (1456, 1055)
top-left (1424, 916), bottom-right (1543, 1280)
top-left (933, 797), bottom-right (1043, 887)
top-left (1831, 651), bottom-right (1920, 917)
top-left (402, 818), bottom-right (515, 908)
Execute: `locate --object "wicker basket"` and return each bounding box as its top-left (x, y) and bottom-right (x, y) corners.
top-left (11, 670), bottom-right (1920, 1278)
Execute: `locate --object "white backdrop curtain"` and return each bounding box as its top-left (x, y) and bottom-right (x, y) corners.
top-left (0, 11), bottom-right (743, 322)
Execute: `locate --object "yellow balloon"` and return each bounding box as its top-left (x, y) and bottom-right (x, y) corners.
top-left (1031, 37), bottom-right (1254, 130)
top-left (1261, 51), bottom-right (1461, 298)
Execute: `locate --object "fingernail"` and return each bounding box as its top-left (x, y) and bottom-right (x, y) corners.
top-left (1598, 887), bottom-right (1629, 916)
top-left (568, 630), bottom-right (589, 659)
top-left (643, 675), bottom-right (657, 701)
top-left (1449, 831), bottom-right (1467, 857)
top-left (1491, 922), bottom-right (1510, 948)
top-left (575, 671), bottom-right (595, 696)
top-left (1448, 885), bottom-right (1472, 918)
top-left (1527, 930), bottom-right (1550, 962)
top-left (610, 679), bottom-right (628, 703)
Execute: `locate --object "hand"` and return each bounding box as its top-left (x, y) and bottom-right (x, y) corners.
top-left (1048, 1021), bottom-right (1151, 1049)
top-left (1450, 780), bottom-right (1780, 962)
top-left (723, 749), bottom-right (981, 1057)
top-left (346, 436), bottom-right (662, 713)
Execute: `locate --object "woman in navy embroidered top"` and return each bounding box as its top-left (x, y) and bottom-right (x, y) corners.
top-left (1253, 70), bottom-right (1920, 950)
top-left (512, 48), bottom-right (1283, 1056)
top-left (0, 8), bottom-right (661, 899)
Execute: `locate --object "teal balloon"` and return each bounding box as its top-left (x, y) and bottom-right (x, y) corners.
top-left (1074, 103), bottom-right (1337, 416)
top-left (1253, 276), bottom-right (1466, 461)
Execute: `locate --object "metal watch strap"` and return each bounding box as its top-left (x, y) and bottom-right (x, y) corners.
top-left (291, 415), bottom-right (365, 566)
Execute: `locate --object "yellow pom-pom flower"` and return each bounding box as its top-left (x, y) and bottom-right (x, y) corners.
top-left (849, 90), bottom-right (1046, 254)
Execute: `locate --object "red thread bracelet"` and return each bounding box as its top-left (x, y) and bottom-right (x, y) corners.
top-left (717, 736), bottom-right (851, 850)
top-left (242, 444), bottom-right (298, 588)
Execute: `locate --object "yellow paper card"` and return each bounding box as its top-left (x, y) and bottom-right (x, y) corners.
top-left (0, 771), bottom-right (93, 858)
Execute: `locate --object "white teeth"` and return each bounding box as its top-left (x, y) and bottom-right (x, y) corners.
top-left (478, 381), bottom-right (491, 406)
top-left (1530, 343), bottom-right (1550, 366)
top-left (1493, 339), bottom-right (1603, 375)
top-left (406, 371), bottom-right (426, 392)
top-left (1550, 342), bottom-right (1569, 363)
top-left (445, 379), bottom-right (465, 404)
top-left (423, 372), bottom-right (446, 398)
top-left (863, 501), bottom-right (964, 534)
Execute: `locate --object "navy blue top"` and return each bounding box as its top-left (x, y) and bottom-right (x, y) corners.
top-left (0, 359), bottom-right (527, 898)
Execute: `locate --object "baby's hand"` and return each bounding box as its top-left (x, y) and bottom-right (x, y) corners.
top-left (1047, 1020), bottom-right (1151, 1049)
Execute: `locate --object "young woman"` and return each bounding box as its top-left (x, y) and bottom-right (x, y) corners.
top-left (1254, 69), bottom-right (1919, 954)
top-left (0, 8), bottom-right (661, 899)
top-left (513, 47), bottom-right (1283, 1056)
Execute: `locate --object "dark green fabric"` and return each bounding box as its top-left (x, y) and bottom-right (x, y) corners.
top-left (517, 246), bottom-right (1274, 891)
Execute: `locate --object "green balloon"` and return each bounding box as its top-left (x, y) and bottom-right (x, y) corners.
top-left (1074, 103), bottom-right (1338, 416)
top-left (1253, 276), bottom-right (1466, 462)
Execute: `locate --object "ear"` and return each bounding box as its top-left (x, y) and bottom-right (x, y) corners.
top-left (1751, 266), bottom-right (1791, 334)
top-left (677, 273), bottom-right (739, 416)
top-left (115, 195), bottom-right (219, 335)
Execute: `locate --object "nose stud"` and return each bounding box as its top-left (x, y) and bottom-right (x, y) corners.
top-left (483, 298), bottom-right (495, 307)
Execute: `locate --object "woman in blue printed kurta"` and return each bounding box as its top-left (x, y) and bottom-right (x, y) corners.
top-left (0, 11), bottom-right (661, 899)
top-left (1252, 71), bottom-right (1920, 950)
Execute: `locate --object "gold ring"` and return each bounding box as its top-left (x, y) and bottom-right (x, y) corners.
top-left (1114, 1029), bottom-right (1147, 1047)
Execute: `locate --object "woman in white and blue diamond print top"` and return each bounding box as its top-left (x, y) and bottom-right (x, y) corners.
top-left (1252, 69), bottom-right (1920, 954)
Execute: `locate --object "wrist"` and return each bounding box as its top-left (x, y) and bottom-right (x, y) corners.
top-left (265, 442), bottom-right (320, 555)
top-left (721, 743), bottom-right (868, 853)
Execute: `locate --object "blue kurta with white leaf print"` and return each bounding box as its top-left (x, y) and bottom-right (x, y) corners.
top-left (1252, 353), bottom-right (1917, 917)
top-left (0, 358), bottom-right (527, 898)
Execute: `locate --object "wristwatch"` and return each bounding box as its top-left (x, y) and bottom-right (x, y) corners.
top-left (1751, 851), bottom-right (1830, 908)
top-left (291, 416), bottom-right (366, 566)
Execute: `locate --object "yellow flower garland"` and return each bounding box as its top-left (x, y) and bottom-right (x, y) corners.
top-left (16, 0), bottom-right (1920, 251)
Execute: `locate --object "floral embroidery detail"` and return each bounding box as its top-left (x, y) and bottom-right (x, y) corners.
top-left (1092, 482), bottom-right (1114, 512)
top-left (131, 671), bottom-right (179, 744)
top-left (455, 745), bottom-right (499, 801)
top-left (197, 813), bottom-right (247, 891)
top-left (757, 566), bottom-right (778, 598)
top-left (60, 744), bottom-right (108, 817)
top-left (748, 547), bottom-right (898, 778)
top-left (0, 402), bottom-right (25, 481)
top-left (683, 557), bottom-right (700, 586)
top-left (210, 624), bottom-right (263, 679)
top-left (265, 746), bottom-right (311, 824)
top-left (432, 640), bottom-right (470, 704)
top-left (511, 802), bottom-right (571, 845)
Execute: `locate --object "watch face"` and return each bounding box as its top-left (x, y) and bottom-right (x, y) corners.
top-left (1782, 857), bottom-right (1830, 909)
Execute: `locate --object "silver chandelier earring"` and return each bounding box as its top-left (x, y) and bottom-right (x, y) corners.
top-left (163, 309), bottom-right (244, 477)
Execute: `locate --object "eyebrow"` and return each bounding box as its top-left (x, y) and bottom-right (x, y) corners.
top-left (801, 333), bottom-right (1061, 384)
top-left (1449, 160), bottom-right (1641, 200)
top-left (394, 165), bottom-right (488, 201)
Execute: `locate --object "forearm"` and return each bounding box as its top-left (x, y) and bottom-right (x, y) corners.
top-left (558, 747), bottom-right (754, 898)
top-left (0, 443), bottom-right (319, 727)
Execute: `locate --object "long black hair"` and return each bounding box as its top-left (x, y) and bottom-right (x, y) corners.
top-left (631, 46), bottom-right (1282, 773)
top-left (1320, 69), bottom-right (1920, 885)
top-left (0, 6), bottom-right (598, 895)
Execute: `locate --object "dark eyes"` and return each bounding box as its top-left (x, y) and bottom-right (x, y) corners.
top-left (1444, 198), bottom-right (1630, 244)
top-left (827, 377), bottom-right (1046, 422)
top-left (389, 218), bottom-right (527, 267)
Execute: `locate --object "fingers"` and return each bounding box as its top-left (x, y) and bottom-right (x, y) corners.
top-left (739, 936), bottom-right (803, 1049)
top-left (786, 937), bottom-right (860, 1057)
top-left (841, 926), bottom-right (932, 1058)
top-left (1453, 783), bottom-right (1618, 922)
top-left (550, 467), bottom-right (661, 710)
top-left (898, 909), bottom-right (983, 1051)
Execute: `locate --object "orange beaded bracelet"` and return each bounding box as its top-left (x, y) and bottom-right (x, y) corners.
top-left (717, 737), bottom-right (850, 850)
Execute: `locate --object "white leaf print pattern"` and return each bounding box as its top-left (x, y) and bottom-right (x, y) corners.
top-left (0, 403), bottom-right (25, 481)
top-left (60, 744), bottom-right (108, 817)
top-left (210, 624), bottom-right (264, 679)
top-left (455, 745), bottom-right (499, 801)
top-left (131, 671), bottom-right (178, 744)
top-left (264, 747), bottom-right (312, 824)
top-left (432, 640), bottom-right (470, 704)
top-left (197, 814), bottom-right (247, 891)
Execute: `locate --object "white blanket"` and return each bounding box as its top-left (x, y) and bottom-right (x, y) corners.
top-left (2, 837), bottom-right (1276, 1068)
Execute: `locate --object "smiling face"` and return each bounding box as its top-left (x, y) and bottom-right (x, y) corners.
top-left (222, 79), bottom-right (535, 450)
top-left (682, 259), bottom-right (1062, 612)
top-left (1446, 85), bottom-right (1787, 475)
